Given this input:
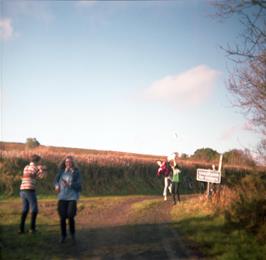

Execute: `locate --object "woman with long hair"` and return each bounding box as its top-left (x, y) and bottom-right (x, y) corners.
top-left (54, 155), bottom-right (81, 243)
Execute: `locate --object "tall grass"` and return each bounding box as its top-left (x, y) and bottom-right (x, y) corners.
top-left (0, 149), bottom-right (201, 197)
top-left (1, 142), bottom-right (264, 198)
top-left (195, 171), bottom-right (266, 244)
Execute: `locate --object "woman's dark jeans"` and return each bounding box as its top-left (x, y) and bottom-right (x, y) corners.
top-left (172, 182), bottom-right (181, 203)
top-left (58, 200), bottom-right (77, 238)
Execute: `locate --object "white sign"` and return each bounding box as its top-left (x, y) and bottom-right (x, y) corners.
top-left (196, 169), bottom-right (221, 184)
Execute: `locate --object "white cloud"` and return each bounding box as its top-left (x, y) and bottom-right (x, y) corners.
top-left (0, 18), bottom-right (14, 41)
top-left (144, 65), bottom-right (220, 108)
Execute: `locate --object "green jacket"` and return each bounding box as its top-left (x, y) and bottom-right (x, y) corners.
top-left (172, 168), bottom-right (181, 182)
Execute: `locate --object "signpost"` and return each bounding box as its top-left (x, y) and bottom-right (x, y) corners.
top-left (196, 169), bottom-right (221, 184)
top-left (196, 154), bottom-right (223, 198)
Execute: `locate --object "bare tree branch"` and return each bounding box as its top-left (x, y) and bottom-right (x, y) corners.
top-left (213, 1), bottom-right (266, 162)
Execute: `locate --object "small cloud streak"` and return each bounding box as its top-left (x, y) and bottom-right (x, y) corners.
top-left (0, 18), bottom-right (14, 41)
top-left (220, 121), bottom-right (256, 141)
top-left (220, 125), bottom-right (239, 141)
top-left (144, 65), bottom-right (220, 108)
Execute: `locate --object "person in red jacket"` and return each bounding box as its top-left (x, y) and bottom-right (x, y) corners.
top-left (157, 159), bottom-right (172, 201)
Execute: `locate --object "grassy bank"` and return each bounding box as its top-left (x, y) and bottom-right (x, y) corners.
top-left (170, 196), bottom-right (266, 259)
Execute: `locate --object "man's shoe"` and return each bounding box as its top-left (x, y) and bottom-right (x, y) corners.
top-left (29, 229), bottom-right (37, 234)
top-left (18, 230), bottom-right (25, 234)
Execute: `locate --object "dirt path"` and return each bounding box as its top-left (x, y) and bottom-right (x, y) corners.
top-left (55, 195), bottom-right (198, 259)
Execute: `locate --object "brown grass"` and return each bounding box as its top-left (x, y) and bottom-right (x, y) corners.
top-left (1, 141), bottom-right (263, 171)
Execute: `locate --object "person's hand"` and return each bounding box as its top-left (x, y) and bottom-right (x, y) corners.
top-left (55, 185), bottom-right (60, 193)
top-left (156, 160), bottom-right (162, 166)
top-left (62, 179), bottom-right (69, 187)
top-left (37, 165), bottom-right (47, 178)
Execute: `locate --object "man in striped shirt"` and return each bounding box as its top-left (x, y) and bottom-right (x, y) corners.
top-left (19, 154), bottom-right (46, 234)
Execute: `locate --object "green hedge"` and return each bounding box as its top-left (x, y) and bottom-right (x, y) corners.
top-left (0, 156), bottom-right (263, 197)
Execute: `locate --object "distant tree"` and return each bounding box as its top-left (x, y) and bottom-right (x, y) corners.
top-left (192, 148), bottom-right (220, 162)
top-left (180, 153), bottom-right (189, 159)
top-left (223, 148), bottom-right (256, 167)
top-left (213, 0), bottom-right (266, 161)
top-left (26, 138), bottom-right (40, 149)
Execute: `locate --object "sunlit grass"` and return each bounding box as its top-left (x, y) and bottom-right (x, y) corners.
top-left (170, 196), bottom-right (266, 259)
top-left (131, 198), bottom-right (160, 211)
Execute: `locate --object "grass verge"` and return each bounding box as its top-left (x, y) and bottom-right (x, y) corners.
top-left (171, 196), bottom-right (266, 259)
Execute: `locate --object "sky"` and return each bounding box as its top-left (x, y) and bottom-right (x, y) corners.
top-left (0, 0), bottom-right (262, 157)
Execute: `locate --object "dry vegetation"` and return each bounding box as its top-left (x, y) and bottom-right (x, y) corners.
top-left (1, 141), bottom-right (265, 198)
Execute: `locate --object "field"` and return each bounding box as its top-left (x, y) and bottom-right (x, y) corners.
top-left (0, 141), bottom-right (258, 198)
top-left (1, 141), bottom-right (265, 259)
top-left (1, 195), bottom-right (266, 260)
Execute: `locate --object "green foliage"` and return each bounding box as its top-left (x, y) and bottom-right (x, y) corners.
top-left (222, 167), bottom-right (249, 187)
top-left (0, 157), bottom-right (27, 196)
top-left (25, 137), bottom-right (40, 149)
top-left (171, 196), bottom-right (266, 259)
top-left (0, 154), bottom-right (208, 197)
top-left (225, 172), bottom-right (266, 242)
top-left (177, 215), bottom-right (266, 259)
top-left (0, 144), bottom-right (263, 199)
top-left (78, 161), bottom-right (163, 196)
top-left (192, 148), bottom-right (219, 162)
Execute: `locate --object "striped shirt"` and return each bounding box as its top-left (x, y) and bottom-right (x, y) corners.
top-left (20, 162), bottom-right (46, 190)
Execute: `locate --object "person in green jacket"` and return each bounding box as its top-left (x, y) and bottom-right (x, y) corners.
top-left (172, 163), bottom-right (181, 205)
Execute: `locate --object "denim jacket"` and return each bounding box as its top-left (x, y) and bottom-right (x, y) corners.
top-left (54, 168), bottom-right (81, 200)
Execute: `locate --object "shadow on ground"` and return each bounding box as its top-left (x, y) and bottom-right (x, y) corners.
top-left (1, 222), bottom-right (199, 260)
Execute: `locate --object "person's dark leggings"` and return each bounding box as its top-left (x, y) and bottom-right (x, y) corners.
top-left (58, 200), bottom-right (77, 238)
top-left (19, 190), bottom-right (38, 232)
top-left (172, 182), bottom-right (181, 204)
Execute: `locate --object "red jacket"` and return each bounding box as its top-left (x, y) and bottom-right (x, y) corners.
top-left (157, 161), bottom-right (171, 177)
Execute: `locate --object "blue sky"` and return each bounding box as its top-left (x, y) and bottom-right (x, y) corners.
top-left (0, 0), bottom-right (262, 156)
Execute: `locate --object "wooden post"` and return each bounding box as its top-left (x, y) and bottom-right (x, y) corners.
top-left (218, 154), bottom-right (223, 172)
top-left (216, 154), bottom-right (223, 202)
top-left (206, 156), bottom-right (222, 199)
top-left (207, 182), bottom-right (210, 198)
